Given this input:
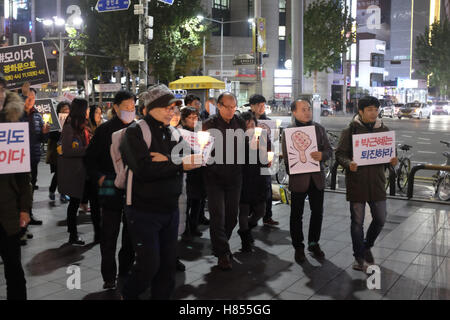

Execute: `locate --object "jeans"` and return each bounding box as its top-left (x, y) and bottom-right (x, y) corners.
top-left (0, 226), bottom-right (26, 300)
top-left (122, 207), bottom-right (179, 300)
top-left (239, 202), bottom-right (266, 232)
top-left (100, 206), bottom-right (135, 283)
top-left (205, 180), bottom-right (242, 257)
top-left (350, 201), bottom-right (387, 259)
top-left (263, 175), bottom-right (273, 221)
top-left (290, 182), bottom-right (324, 248)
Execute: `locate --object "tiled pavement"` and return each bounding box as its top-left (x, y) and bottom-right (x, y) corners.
top-left (0, 163), bottom-right (449, 300)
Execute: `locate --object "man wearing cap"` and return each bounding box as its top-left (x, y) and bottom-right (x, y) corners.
top-left (119, 84), bottom-right (201, 300)
top-left (249, 94), bottom-right (278, 227)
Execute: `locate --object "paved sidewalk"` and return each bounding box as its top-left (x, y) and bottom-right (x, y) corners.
top-left (0, 163), bottom-right (448, 300)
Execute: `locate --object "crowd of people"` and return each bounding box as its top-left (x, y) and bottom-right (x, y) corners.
top-left (0, 76), bottom-right (396, 300)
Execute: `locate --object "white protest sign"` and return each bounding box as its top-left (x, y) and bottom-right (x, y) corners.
top-left (284, 126), bottom-right (320, 174)
top-left (178, 128), bottom-right (214, 166)
top-left (0, 123), bottom-right (30, 174)
top-left (58, 113), bottom-right (69, 129)
top-left (352, 131), bottom-right (396, 166)
top-left (257, 120), bottom-right (277, 142)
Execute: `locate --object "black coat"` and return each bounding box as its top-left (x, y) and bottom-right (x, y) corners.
top-left (20, 108), bottom-right (48, 164)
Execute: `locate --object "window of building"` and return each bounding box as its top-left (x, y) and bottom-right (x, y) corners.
top-left (213, 0), bottom-right (230, 10)
top-left (279, 26), bottom-right (286, 40)
top-left (370, 73), bottom-right (384, 87)
top-left (279, 0), bottom-right (286, 13)
top-left (212, 0), bottom-right (231, 36)
top-left (371, 53), bottom-right (384, 68)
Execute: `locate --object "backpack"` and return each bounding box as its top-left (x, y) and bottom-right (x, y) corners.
top-left (110, 120), bottom-right (152, 206)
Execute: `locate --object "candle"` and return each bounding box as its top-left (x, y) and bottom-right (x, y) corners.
top-left (43, 113), bottom-right (51, 124)
top-left (254, 127), bottom-right (262, 138)
top-left (268, 151), bottom-right (274, 163)
top-left (197, 131), bottom-right (210, 150)
top-left (276, 119), bottom-right (282, 128)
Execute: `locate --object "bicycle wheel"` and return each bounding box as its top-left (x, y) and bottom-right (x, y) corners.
top-left (276, 158), bottom-right (289, 185)
top-left (323, 156), bottom-right (334, 187)
top-left (384, 167), bottom-right (390, 191)
top-left (437, 174), bottom-right (450, 201)
top-left (397, 158), bottom-right (411, 192)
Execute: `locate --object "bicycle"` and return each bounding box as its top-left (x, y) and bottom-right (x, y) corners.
top-left (396, 144), bottom-right (413, 193)
top-left (324, 130), bottom-right (339, 188)
top-left (432, 140), bottom-right (450, 201)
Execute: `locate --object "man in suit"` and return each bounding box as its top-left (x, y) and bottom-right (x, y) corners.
top-left (282, 99), bottom-right (332, 263)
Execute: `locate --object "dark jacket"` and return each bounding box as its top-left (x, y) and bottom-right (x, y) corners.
top-left (46, 130), bottom-right (60, 170)
top-left (282, 119), bottom-right (332, 193)
top-left (0, 90), bottom-right (33, 236)
top-left (202, 112), bottom-right (247, 186)
top-left (240, 135), bottom-right (270, 205)
top-left (120, 114), bottom-right (185, 213)
top-left (20, 107), bottom-right (48, 164)
top-left (199, 109), bottom-right (210, 121)
top-left (182, 126), bottom-right (206, 200)
top-left (57, 121), bottom-right (89, 199)
top-left (335, 115), bottom-right (390, 202)
top-left (85, 116), bottom-right (134, 208)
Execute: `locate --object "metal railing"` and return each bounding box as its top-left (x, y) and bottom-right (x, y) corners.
top-left (407, 164), bottom-right (450, 199)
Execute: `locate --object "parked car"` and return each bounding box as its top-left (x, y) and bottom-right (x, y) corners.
top-left (398, 102), bottom-right (431, 119)
top-left (378, 99), bottom-right (394, 118)
top-left (431, 101), bottom-right (449, 115)
top-left (321, 104), bottom-right (334, 117)
top-left (394, 103), bottom-right (404, 117)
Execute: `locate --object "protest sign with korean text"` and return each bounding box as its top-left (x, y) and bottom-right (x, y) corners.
top-left (0, 123), bottom-right (30, 174)
top-left (0, 42), bottom-right (51, 89)
top-left (178, 128), bottom-right (214, 166)
top-left (34, 99), bottom-right (60, 132)
top-left (352, 131), bottom-right (396, 166)
top-left (284, 126), bottom-right (320, 175)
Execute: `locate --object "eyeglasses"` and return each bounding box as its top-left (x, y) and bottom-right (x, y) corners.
top-left (220, 104), bottom-right (237, 110)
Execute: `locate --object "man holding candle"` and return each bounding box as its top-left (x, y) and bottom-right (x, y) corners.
top-left (249, 94), bottom-right (278, 227)
top-left (282, 99), bottom-right (332, 263)
top-left (202, 92), bottom-right (247, 270)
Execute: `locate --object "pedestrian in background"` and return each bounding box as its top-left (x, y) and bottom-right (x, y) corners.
top-left (58, 98), bottom-right (100, 246)
top-left (86, 91), bottom-right (136, 290)
top-left (335, 96), bottom-right (398, 271)
top-left (46, 101), bottom-right (70, 203)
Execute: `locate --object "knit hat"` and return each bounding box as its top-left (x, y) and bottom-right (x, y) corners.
top-left (144, 84), bottom-right (182, 111)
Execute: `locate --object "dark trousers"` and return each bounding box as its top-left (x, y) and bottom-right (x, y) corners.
top-left (263, 176), bottom-right (273, 221)
top-left (198, 197), bottom-right (207, 220)
top-left (30, 160), bottom-right (38, 187)
top-left (0, 226), bottom-right (26, 300)
top-left (49, 172), bottom-right (57, 194)
top-left (350, 201), bottom-right (387, 259)
top-left (66, 181), bottom-right (101, 237)
top-left (205, 181), bottom-right (242, 257)
top-left (100, 206), bottom-right (135, 283)
top-left (290, 182), bottom-right (324, 248)
top-left (122, 207), bottom-right (179, 300)
top-left (239, 202), bottom-right (266, 231)
top-left (186, 198), bottom-right (202, 233)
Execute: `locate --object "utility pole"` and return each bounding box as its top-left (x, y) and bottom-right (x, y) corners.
top-left (291, 0), bottom-right (304, 98)
top-left (254, 0), bottom-right (262, 94)
top-left (137, 0), bottom-right (151, 93)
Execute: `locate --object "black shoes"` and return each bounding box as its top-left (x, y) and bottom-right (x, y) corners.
top-left (238, 229), bottom-right (253, 252)
top-left (103, 281), bottom-right (117, 290)
top-left (198, 216), bottom-right (210, 225)
top-left (294, 245), bottom-right (306, 263)
top-left (29, 217), bottom-right (43, 225)
top-left (69, 234), bottom-right (85, 246)
top-left (33, 185), bottom-right (39, 190)
top-left (191, 229), bottom-right (203, 237)
top-left (49, 192), bottom-right (55, 201)
top-left (364, 248), bottom-right (375, 265)
top-left (263, 218), bottom-right (279, 227)
top-left (176, 258), bottom-right (186, 272)
top-left (217, 254), bottom-right (232, 271)
top-left (308, 243), bottom-right (325, 259)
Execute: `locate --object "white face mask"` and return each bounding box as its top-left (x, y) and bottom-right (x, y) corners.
top-left (209, 103), bottom-right (216, 115)
top-left (120, 110), bottom-right (135, 124)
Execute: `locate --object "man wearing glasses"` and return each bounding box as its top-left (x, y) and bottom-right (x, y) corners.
top-left (119, 84), bottom-right (201, 299)
top-left (202, 92), bottom-right (247, 270)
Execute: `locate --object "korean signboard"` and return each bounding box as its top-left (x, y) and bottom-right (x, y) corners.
top-left (0, 123), bottom-right (30, 174)
top-left (352, 131), bottom-right (396, 166)
top-left (0, 42), bottom-right (51, 90)
top-left (34, 99), bottom-right (61, 132)
top-left (284, 126), bottom-right (320, 175)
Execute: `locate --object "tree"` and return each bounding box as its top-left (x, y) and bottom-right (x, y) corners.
top-left (415, 17), bottom-right (450, 98)
top-left (303, 0), bottom-right (355, 93)
top-left (69, 0), bottom-right (207, 88)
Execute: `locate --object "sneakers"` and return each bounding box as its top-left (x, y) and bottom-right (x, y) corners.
top-left (217, 254), bottom-right (232, 271)
top-left (33, 185), bottom-right (39, 190)
top-left (294, 245), bottom-right (306, 263)
top-left (20, 234), bottom-right (27, 246)
top-left (176, 258), bottom-right (186, 272)
top-left (263, 218), bottom-right (279, 227)
top-left (103, 281), bottom-right (117, 290)
top-left (26, 232), bottom-right (33, 239)
top-left (308, 243), bottom-right (325, 259)
top-left (60, 194), bottom-right (69, 203)
top-left (69, 235), bottom-right (85, 246)
top-left (352, 258), bottom-right (369, 272)
top-left (29, 217), bottom-right (43, 225)
top-left (364, 248), bottom-right (375, 265)
top-left (49, 192), bottom-right (55, 201)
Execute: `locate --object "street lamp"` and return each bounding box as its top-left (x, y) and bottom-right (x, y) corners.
top-left (197, 15), bottom-right (253, 80)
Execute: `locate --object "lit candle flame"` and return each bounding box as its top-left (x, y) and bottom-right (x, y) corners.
top-left (268, 151), bottom-right (274, 162)
top-left (276, 119), bottom-right (282, 128)
top-left (254, 127), bottom-right (262, 138)
top-left (197, 131), bottom-right (210, 150)
top-left (43, 113), bottom-right (51, 124)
